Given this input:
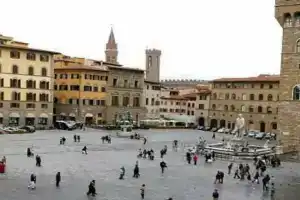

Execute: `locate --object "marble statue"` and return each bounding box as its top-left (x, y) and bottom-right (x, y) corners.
top-left (234, 114), bottom-right (245, 138)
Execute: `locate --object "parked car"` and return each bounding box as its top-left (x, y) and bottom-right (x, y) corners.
top-left (255, 132), bottom-right (266, 140)
top-left (230, 130), bottom-right (236, 135)
top-left (217, 128), bottom-right (225, 133)
top-left (197, 126), bottom-right (204, 130)
top-left (224, 128), bottom-right (230, 134)
top-left (211, 127), bottom-right (218, 132)
top-left (248, 131), bottom-right (259, 137)
top-left (204, 127), bottom-right (211, 131)
top-left (264, 133), bottom-right (271, 139)
top-left (19, 126), bottom-right (35, 133)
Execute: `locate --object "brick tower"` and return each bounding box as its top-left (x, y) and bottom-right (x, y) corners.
top-left (145, 49), bottom-right (161, 82)
top-left (105, 28), bottom-right (118, 64)
top-left (275, 0), bottom-right (300, 154)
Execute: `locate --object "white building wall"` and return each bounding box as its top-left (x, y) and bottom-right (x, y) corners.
top-left (144, 82), bottom-right (161, 119)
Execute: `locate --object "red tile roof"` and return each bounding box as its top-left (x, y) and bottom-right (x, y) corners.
top-left (212, 74), bottom-right (280, 83)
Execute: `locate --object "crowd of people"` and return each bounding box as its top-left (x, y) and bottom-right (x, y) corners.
top-left (1, 131), bottom-right (282, 200)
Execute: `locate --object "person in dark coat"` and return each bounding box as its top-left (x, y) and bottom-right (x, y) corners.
top-left (262, 174), bottom-right (270, 191)
top-left (27, 148), bottom-right (33, 157)
top-left (160, 160), bottom-right (167, 174)
top-left (73, 135), bottom-right (77, 142)
top-left (119, 166), bottom-right (125, 180)
top-left (30, 173), bottom-right (36, 183)
top-left (82, 146), bottom-right (87, 154)
top-left (228, 163), bottom-right (233, 174)
top-left (55, 172), bottom-right (61, 187)
top-left (133, 163), bottom-right (140, 178)
top-left (186, 151), bottom-right (191, 164)
top-left (36, 155), bottom-right (41, 167)
top-left (86, 180), bottom-right (96, 196)
top-left (212, 189), bottom-right (219, 200)
top-left (77, 135), bottom-right (80, 142)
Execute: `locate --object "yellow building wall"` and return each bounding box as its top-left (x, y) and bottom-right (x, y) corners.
top-left (0, 48), bottom-right (54, 101)
top-left (54, 70), bottom-right (107, 103)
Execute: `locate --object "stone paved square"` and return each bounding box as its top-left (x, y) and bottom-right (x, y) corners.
top-left (0, 129), bottom-right (300, 200)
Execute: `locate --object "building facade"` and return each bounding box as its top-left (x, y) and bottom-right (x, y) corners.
top-left (0, 34), bottom-right (57, 127)
top-left (195, 86), bottom-right (211, 127)
top-left (144, 80), bottom-right (161, 119)
top-left (53, 61), bottom-right (108, 125)
top-left (275, 0), bottom-right (300, 153)
top-left (105, 64), bottom-right (146, 124)
top-left (208, 75), bottom-right (279, 133)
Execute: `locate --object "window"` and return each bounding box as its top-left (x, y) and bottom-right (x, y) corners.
top-left (101, 87), bottom-right (106, 92)
top-left (199, 95), bottom-right (207, 100)
top-left (98, 113), bottom-right (102, 118)
top-left (134, 81), bottom-right (138, 88)
top-left (40, 54), bottom-right (49, 62)
top-left (267, 106), bottom-right (272, 114)
top-left (26, 53), bottom-right (36, 60)
top-left (212, 104), bottom-right (216, 110)
top-left (258, 94), bottom-right (264, 101)
top-left (242, 94), bottom-right (246, 100)
top-left (10, 51), bottom-right (20, 59)
top-left (70, 85), bottom-right (80, 91)
top-left (295, 12), bottom-right (300, 27)
top-left (84, 85), bottom-right (92, 91)
top-left (212, 93), bottom-right (217, 100)
top-left (248, 106), bottom-right (254, 112)
top-left (100, 100), bottom-right (106, 106)
top-left (112, 96), bottom-right (119, 106)
top-left (10, 103), bottom-right (20, 108)
top-left (198, 104), bottom-right (204, 109)
top-left (26, 93), bottom-right (36, 101)
top-left (124, 80), bottom-right (128, 87)
top-left (38, 117), bottom-right (48, 125)
top-left (249, 94), bottom-right (255, 100)
top-left (269, 84), bottom-right (273, 89)
top-left (41, 68), bottom-right (47, 76)
top-left (241, 105), bottom-right (246, 112)
top-left (293, 85), bottom-right (300, 100)
top-left (133, 97), bottom-right (140, 107)
top-left (151, 98), bottom-right (154, 105)
top-left (230, 105), bottom-right (235, 111)
top-left (284, 13), bottom-right (292, 28)
top-left (0, 92), bottom-right (4, 100)
top-left (26, 103), bottom-right (35, 109)
top-left (28, 66), bottom-right (34, 75)
top-left (10, 79), bottom-right (21, 88)
top-left (0, 78), bottom-right (4, 87)
top-left (12, 65), bottom-right (18, 74)
top-left (258, 106), bottom-right (263, 113)
top-left (89, 99), bottom-right (94, 105)
top-left (68, 99), bottom-right (73, 104)
top-left (260, 84), bottom-right (264, 89)
top-left (93, 86), bottom-right (98, 92)
top-left (225, 93), bottom-right (229, 100)
top-left (231, 94), bottom-right (236, 100)
top-left (26, 80), bottom-right (36, 89)
top-left (191, 111), bottom-right (194, 115)
top-left (146, 98), bottom-right (149, 105)
top-left (251, 84), bottom-right (255, 88)
top-left (224, 105), bottom-right (228, 111)
top-left (113, 78), bottom-right (117, 86)
top-left (148, 56), bottom-right (152, 67)
top-left (123, 96), bottom-right (130, 107)
top-left (59, 84), bottom-right (68, 90)
top-left (39, 93), bottom-right (49, 102)
top-left (267, 94), bottom-right (273, 101)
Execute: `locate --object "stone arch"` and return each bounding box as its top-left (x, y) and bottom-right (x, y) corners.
top-left (28, 66), bottom-right (34, 75)
top-left (231, 93), bottom-right (236, 100)
top-left (210, 119), bottom-right (218, 128)
top-left (241, 105), bottom-right (246, 112)
top-left (267, 106), bottom-right (272, 114)
top-left (258, 94), bottom-right (264, 101)
top-left (260, 121), bottom-right (266, 132)
top-left (258, 106), bottom-right (263, 113)
top-left (249, 94), bottom-right (255, 100)
top-left (267, 94), bottom-right (273, 101)
top-left (248, 105), bottom-right (254, 112)
top-left (198, 117), bottom-right (205, 126)
top-left (293, 84), bottom-right (300, 100)
top-left (220, 119), bottom-right (226, 128)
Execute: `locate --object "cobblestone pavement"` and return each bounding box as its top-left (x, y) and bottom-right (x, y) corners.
top-left (0, 129), bottom-right (299, 200)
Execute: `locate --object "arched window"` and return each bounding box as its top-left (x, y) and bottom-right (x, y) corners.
top-left (258, 94), bottom-right (264, 101)
top-left (248, 105), bottom-right (254, 112)
top-left (241, 105), bottom-right (246, 112)
top-left (258, 106), bottom-right (263, 113)
top-left (284, 13), bottom-right (292, 27)
top-left (28, 66), bottom-right (34, 75)
top-left (249, 94), bottom-right (255, 100)
top-left (225, 93), bottom-right (229, 100)
top-left (231, 94), bottom-right (236, 100)
top-left (224, 105), bottom-right (228, 111)
top-left (12, 65), bottom-right (18, 74)
top-left (219, 93), bottom-right (224, 100)
top-left (293, 85), bottom-right (300, 100)
top-left (267, 106), bottom-right (272, 114)
top-left (297, 40), bottom-right (300, 53)
top-left (41, 68), bottom-right (47, 76)
top-left (212, 104), bottom-right (216, 110)
top-left (230, 105), bottom-right (235, 111)
top-left (212, 93), bottom-right (217, 100)
top-left (267, 94), bottom-right (273, 101)
top-left (295, 12), bottom-right (300, 27)
top-left (26, 80), bottom-right (36, 89)
top-left (242, 93), bottom-right (246, 100)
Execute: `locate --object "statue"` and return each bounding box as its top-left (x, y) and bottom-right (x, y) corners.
top-left (233, 114), bottom-right (245, 138)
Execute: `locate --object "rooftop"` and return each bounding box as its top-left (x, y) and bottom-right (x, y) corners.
top-left (212, 74), bottom-right (280, 83)
top-left (54, 65), bottom-right (108, 72)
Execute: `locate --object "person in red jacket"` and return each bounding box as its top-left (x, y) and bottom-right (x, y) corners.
top-left (193, 154), bottom-right (198, 165)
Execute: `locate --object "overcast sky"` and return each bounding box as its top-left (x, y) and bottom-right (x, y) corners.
top-left (0, 0), bottom-right (282, 80)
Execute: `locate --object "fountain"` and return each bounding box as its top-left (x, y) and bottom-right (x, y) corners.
top-left (198, 114), bottom-right (275, 160)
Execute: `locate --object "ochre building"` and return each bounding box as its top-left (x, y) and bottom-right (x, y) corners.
top-left (0, 34), bottom-right (57, 127)
top-left (275, 0), bottom-right (300, 153)
top-left (208, 75), bottom-right (279, 133)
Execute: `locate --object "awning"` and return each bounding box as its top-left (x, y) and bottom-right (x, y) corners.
top-left (0, 113), bottom-right (3, 118)
top-left (85, 113), bottom-right (93, 117)
top-left (26, 113), bottom-right (35, 118)
top-left (69, 113), bottom-right (76, 117)
top-left (60, 113), bottom-right (66, 116)
top-left (40, 113), bottom-right (48, 118)
top-left (9, 112), bottom-right (20, 118)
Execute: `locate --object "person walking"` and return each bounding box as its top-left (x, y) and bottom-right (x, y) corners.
top-left (140, 184), bottom-right (145, 199)
top-left (55, 172), bottom-right (61, 187)
top-left (212, 189), bottom-right (219, 200)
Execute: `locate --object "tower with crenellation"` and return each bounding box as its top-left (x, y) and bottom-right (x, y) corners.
top-left (145, 49), bottom-right (161, 82)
